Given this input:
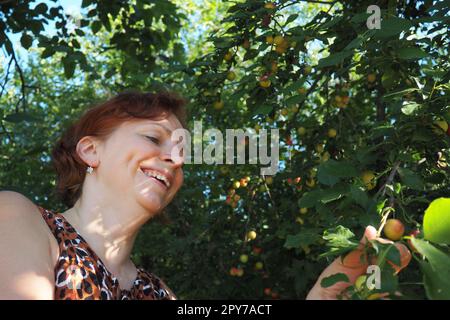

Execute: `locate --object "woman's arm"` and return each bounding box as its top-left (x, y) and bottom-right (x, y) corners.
top-left (0, 191), bottom-right (55, 299)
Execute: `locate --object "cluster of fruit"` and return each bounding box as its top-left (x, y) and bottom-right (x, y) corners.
top-left (266, 34), bottom-right (292, 54)
top-left (229, 233), bottom-right (265, 279)
top-left (331, 82), bottom-right (351, 108)
top-left (286, 176), bottom-right (301, 190)
top-left (296, 207), bottom-right (309, 226)
top-left (361, 170), bottom-right (376, 190)
top-left (263, 287), bottom-right (279, 299)
top-left (225, 189), bottom-right (240, 208)
top-left (334, 95), bottom-right (350, 109)
top-left (305, 167), bottom-right (317, 188)
top-left (225, 177), bottom-right (251, 207)
top-left (351, 218), bottom-right (419, 299)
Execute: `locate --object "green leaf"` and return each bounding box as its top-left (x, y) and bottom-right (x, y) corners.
top-left (243, 49), bottom-right (259, 61)
top-left (317, 170), bottom-right (339, 186)
top-left (81, 0), bottom-right (95, 8)
top-left (320, 273), bottom-right (349, 288)
top-left (320, 185), bottom-right (348, 204)
top-left (420, 260), bottom-right (450, 300)
top-left (398, 168), bottom-right (424, 191)
top-left (91, 20), bottom-right (102, 34)
top-left (383, 88), bottom-right (418, 100)
top-left (285, 95), bottom-right (304, 107)
top-left (323, 226), bottom-right (356, 245)
top-left (378, 243), bottom-right (401, 267)
top-left (317, 160), bottom-right (358, 178)
top-left (320, 225), bottom-right (359, 258)
top-left (20, 33), bottom-right (33, 49)
top-left (317, 50), bottom-right (353, 68)
top-left (3, 112), bottom-right (38, 123)
top-left (370, 125), bottom-right (395, 139)
top-left (298, 189), bottom-right (323, 208)
top-left (319, 16), bottom-right (343, 30)
top-left (397, 47), bottom-right (428, 60)
top-left (374, 17), bottom-right (413, 38)
top-left (423, 198), bottom-right (450, 245)
top-left (41, 47), bottom-right (55, 59)
top-left (378, 268), bottom-right (399, 293)
top-left (75, 29), bottom-right (85, 37)
top-left (285, 14), bottom-right (299, 25)
top-left (34, 3), bottom-right (48, 15)
top-left (349, 185), bottom-right (368, 208)
top-left (63, 60), bottom-right (76, 79)
top-left (344, 33), bottom-right (371, 51)
top-left (410, 238), bottom-right (450, 299)
top-left (252, 104), bottom-right (272, 116)
top-left (284, 230), bottom-right (320, 249)
top-left (401, 102), bottom-right (420, 115)
top-left (350, 12), bottom-right (371, 24)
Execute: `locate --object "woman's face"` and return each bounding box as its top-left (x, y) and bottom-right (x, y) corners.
top-left (94, 113), bottom-right (185, 215)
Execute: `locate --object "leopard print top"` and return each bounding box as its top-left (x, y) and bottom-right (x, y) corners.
top-left (37, 206), bottom-right (177, 300)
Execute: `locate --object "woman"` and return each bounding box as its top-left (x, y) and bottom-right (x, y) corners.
top-left (0, 91), bottom-right (409, 300)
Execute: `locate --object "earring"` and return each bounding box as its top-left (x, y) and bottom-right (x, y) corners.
top-left (86, 166), bottom-right (94, 174)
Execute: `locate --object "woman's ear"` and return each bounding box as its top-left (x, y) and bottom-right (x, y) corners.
top-left (76, 136), bottom-right (100, 167)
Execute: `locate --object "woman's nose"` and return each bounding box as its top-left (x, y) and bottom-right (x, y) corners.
top-left (160, 147), bottom-right (184, 168)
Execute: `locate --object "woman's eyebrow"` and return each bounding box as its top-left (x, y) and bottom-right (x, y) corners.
top-left (142, 123), bottom-right (172, 135)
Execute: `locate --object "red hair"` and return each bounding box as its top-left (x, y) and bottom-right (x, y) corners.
top-left (51, 90), bottom-right (188, 207)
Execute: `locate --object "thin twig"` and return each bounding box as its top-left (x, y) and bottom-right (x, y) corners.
top-left (380, 161), bottom-right (400, 198)
top-left (4, 34), bottom-right (27, 112)
top-left (286, 72), bottom-right (326, 133)
top-left (374, 161), bottom-right (401, 237)
top-left (280, 0), bottom-right (337, 9)
top-left (0, 57), bottom-right (13, 98)
top-left (0, 121), bottom-right (13, 143)
top-left (377, 207), bottom-right (395, 238)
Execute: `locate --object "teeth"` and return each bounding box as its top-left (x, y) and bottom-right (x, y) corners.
top-left (142, 169), bottom-right (170, 188)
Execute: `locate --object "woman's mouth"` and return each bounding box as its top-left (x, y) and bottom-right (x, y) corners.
top-left (140, 168), bottom-right (170, 189)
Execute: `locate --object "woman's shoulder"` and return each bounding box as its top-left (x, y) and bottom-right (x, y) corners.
top-left (0, 190), bottom-right (42, 222)
top-left (0, 191), bottom-right (58, 257)
top-left (0, 191), bottom-right (58, 298)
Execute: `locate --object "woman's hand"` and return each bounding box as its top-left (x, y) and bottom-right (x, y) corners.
top-left (306, 225), bottom-right (412, 300)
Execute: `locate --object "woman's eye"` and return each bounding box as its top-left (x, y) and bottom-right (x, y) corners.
top-left (146, 136), bottom-right (160, 145)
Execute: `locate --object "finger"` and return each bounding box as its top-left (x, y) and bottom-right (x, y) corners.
top-left (341, 226), bottom-right (377, 268)
top-left (387, 243), bottom-right (412, 275)
top-left (341, 249), bottom-right (368, 269)
top-left (361, 225), bottom-right (377, 244)
top-left (370, 242), bottom-right (412, 274)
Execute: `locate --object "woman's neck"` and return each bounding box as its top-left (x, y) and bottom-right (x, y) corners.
top-left (60, 191), bottom-right (152, 284)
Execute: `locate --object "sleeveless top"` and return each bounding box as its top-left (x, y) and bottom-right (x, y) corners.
top-left (37, 206), bottom-right (177, 300)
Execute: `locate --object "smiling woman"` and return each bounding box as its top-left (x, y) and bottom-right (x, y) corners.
top-left (0, 91), bottom-right (187, 300)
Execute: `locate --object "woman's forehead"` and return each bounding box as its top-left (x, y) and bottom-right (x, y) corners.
top-left (127, 115), bottom-right (183, 132)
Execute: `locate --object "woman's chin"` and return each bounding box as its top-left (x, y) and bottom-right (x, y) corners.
top-left (136, 190), bottom-right (165, 214)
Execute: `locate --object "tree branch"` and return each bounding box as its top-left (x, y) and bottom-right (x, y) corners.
top-left (0, 121), bottom-right (13, 143)
top-left (286, 71), bottom-right (326, 133)
top-left (4, 34), bottom-right (27, 112)
top-left (0, 57), bottom-right (13, 99)
top-left (279, 0), bottom-right (337, 10)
